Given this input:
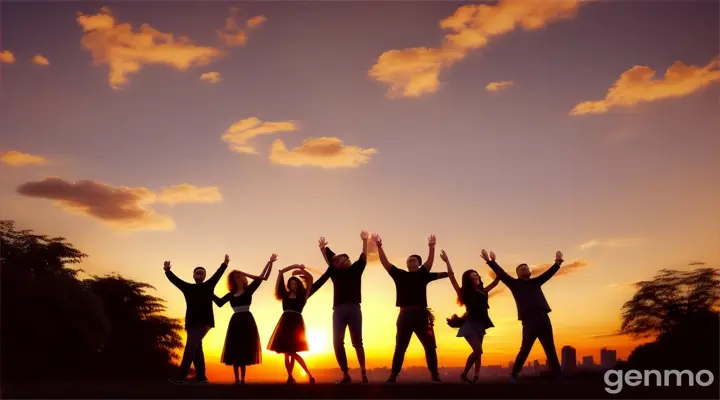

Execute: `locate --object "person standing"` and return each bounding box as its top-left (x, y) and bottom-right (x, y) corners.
top-left (267, 264), bottom-right (316, 384)
top-left (213, 254), bottom-right (276, 384)
top-left (164, 254), bottom-right (229, 384)
top-left (480, 249), bottom-right (564, 382)
top-left (442, 250), bottom-right (500, 383)
top-left (373, 233), bottom-right (448, 383)
top-left (309, 232), bottom-right (369, 384)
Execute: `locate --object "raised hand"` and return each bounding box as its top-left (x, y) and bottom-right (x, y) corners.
top-left (555, 250), bottom-right (563, 263)
top-left (490, 251), bottom-right (496, 261)
top-left (480, 249), bottom-right (490, 262)
top-left (428, 234), bottom-right (436, 247)
top-left (372, 233), bottom-right (382, 246)
top-left (360, 231), bottom-right (369, 241)
top-left (269, 253), bottom-right (278, 263)
top-left (440, 250), bottom-right (449, 263)
top-left (163, 261), bottom-right (171, 271)
top-left (224, 254), bottom-right (230, 264)
top-left (318, 237), bottom-right (328, 248)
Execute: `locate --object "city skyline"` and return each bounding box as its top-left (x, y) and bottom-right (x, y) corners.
top-left (1, 0), bottom-right (718, 383)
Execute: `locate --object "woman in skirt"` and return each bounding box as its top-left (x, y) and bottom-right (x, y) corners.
top-left (441, 250), bottom-right (500, 383)
top-left (214, 254), bottom-right (276, 384)
top-left (267, 264), bottom-right (315, 384)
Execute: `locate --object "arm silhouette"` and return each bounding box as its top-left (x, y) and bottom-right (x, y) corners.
top-left (213, 293), bottom-right (231, 307)
top-left (422, 235), bottom-right (436, 271)
top-left (483, 277), bottom-right (501, 293)
top-left (207, 254), bottom-right (230, 287)
top-left (532, 251), bottom-right (564, 285)
top-left (373, 234), bottom-right (393, 273)
top-left (441, 250), bottom-right (461, 296)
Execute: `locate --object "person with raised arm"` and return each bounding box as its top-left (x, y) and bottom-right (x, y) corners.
top-left (308, 232), bottom-right (369, 384)
top-left (213, 254), bottom-right (276, 384)
top-left (442, 250), bottom-right (500, 383)
top-left (480, 249), bottom-right (564, 382)
top-left (164, 254), bottom-right (230, 384)
top-left (373, 233), bottom-right (447, 383)
top-left (267, 264), bottom-right (316, 384)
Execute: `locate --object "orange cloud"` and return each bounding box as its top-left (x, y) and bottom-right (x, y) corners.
top-left (1, 151), bottom-right (48, 167)
top-left (0, 50), bottom-right (15, 63)
top-left (269, 137), bottom-right (376, 168)
top-left (571, 57), bottom-right (720, 115)
top-left (486, 80), bottom-right (514, 92)
top-left (218, 8), bottom-right (266, 47)
top-left (77, 7), bottom-right (223, 89)
top-left (579, 237), bottom-right (645, 250)
top-left (222, 117), bottom-right (298, 154)
top-left (16, 178), bottom-right (222, 231)
top-left (369, 0), bottom-right (580, 98)
top-left (32, 54), bottom-right (50, 66)
top-left (200, 71), bottom-right (222, 83)
top-left (155, 184), bottom-right (222, 205)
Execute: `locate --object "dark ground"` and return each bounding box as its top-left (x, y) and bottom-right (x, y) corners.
top-left (2, 381), bottom-right (719, 399)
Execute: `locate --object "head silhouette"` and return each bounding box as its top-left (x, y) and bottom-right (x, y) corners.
top-left (406, 254), bottom-right (422, 271)
top-left (516, 263), bottom-right (531, 280)
top-left (226, 270), bottom-right (248, 293)
top-left (193, 267), bottom-right (206, 283)
top-left (457, 269), bottom-right (484, 306)
top-left (332, 254), bottom-right (351, 269)
top-left (287, 276), bottom-right (306, 298)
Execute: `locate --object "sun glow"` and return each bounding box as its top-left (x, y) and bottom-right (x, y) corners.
top-left (305, 328), bottom-right (328, 355)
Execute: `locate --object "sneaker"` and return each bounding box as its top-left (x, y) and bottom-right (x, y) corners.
top-left (309, 376), bottom-right (316, 384)
top-left (386, 374), bottom-right (397, 383)
top-left (509, 376), bottom-right (518, 384)
top-left (460, 373), bottom-right (472, 384)
top-left (195, 377), bottom-right (209, 384)
top-left (168, 378), bottom-right (186, 385)
top-left (431, 375), bottom-right (442, 383)
top-left (286, 376), bottom-right (295, 384)
top-left (472, 376), bottom-right (479, 384)
top-left (361, 374), bottom-right (369, 384)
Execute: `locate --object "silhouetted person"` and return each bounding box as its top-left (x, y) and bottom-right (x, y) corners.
top-left (481, 249), bottom-right (564, 382)
top-left (309, 232), bottom-right (368, 384)
top-left (267, 264), bottom-right (315, 384)
top-left (373, 233), bottom-right (447, 383)
top-left (164, 254), bottom-right (229, 384)
top-left (213, 254), bottom-right (275, 384)
top-left (443, 250), bottom-right (500, 383)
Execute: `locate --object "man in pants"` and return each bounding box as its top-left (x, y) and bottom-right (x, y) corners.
top-left (309, 232), bottom-right (369, 383)
top-left (481, 249), bottom-right (564, 382)
top-left (164, 254), bottom-right (229, 384)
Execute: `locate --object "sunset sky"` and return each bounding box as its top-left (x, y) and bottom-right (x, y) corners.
top-left (1, 0), bottom-right (719, 383)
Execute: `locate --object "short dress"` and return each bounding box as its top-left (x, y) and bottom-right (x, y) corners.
top-left (457, 290), bottom-right (495, 343)
top-left (214, 279), bottom-right (263, 366)
top-left (267, 296), bottom-right (309, 354)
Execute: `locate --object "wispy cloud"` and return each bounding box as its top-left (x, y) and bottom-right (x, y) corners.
top-left (486, 81), bottom-right (514, 92)
top-left (369, 0), bottom-right (580, 98)
top-left (589, 331), bottom-right (625, 339)
top-left (488, 259), bottom-right (589, 297)
top-left (16, 178), bottom-right (222, 231)
top-left (1, 151), bottom-right (49, 167)
top-left (0, 50), bottom-right (16, 64)
top-left (77, 7), bottom-right (223, 89)
top-left (200, 71), bottom-right (222, 83)
top-left (218, 8), bottom-right (266, 47)
top-left (579, 237), bottom-right (646, 250)
top-left (606, 280), bottom-right (640, 289)
top-left (269, 137), bottom-right (377, 169)
top-left (32, 54), bottom-right (50, 66)
top-left (222, 117), bottom-right (298, 154)
top-left (688, 261), bottom-right (706, 266)
top-left (571, 57), bottom-right (720, 115)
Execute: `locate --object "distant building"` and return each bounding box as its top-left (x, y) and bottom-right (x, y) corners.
top-left (561, 346), bottom-right (577, 373)
top-left (600, 348), bottom-right (617, 369)
top-left (582, 356), bottom-right (594, 367)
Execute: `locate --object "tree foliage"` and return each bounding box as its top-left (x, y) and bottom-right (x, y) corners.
top-left (1, 220), bottom-right (182, 382)
top-left (620, 268), bottom-right (720, 338)
top-left (621, 268), bottom-right (720, 373)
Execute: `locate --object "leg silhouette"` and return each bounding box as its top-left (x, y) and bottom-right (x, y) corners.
top-left (537, 316), bottom-right (561, 376)
top-left (512, 321), bottom-right (539, 377)
top-left (332, 308), bottom-right (350, 380)
top-left (390, 311), bottom-right (414, 379)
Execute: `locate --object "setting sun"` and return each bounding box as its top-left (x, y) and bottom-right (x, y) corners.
top-left (305, 329), bottom-right (328, 356)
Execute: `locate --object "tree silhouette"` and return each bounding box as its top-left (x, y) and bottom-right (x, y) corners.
top-left (621, 268), bottom-right (720, 372)
top-left (1, 220), bottom-right (182, 382)
top-left (621, 268), bottom-right (720, 338)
